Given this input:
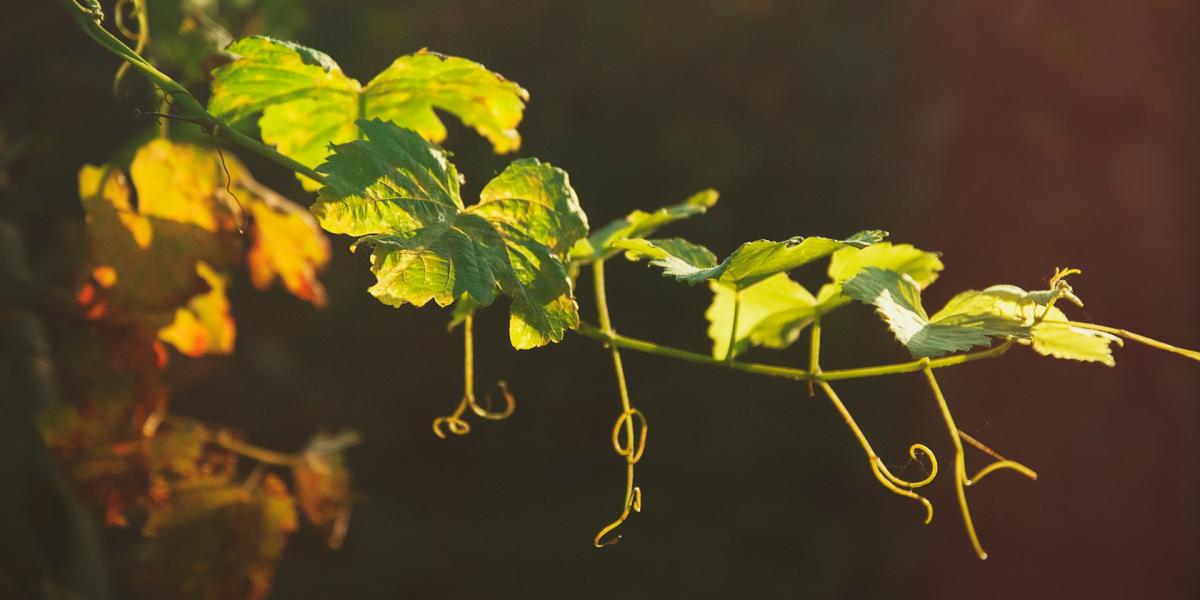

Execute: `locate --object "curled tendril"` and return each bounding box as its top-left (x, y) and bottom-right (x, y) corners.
top-left (431, 381), bottom-right (516, 439)
top-left (471, 380), bottom-right (516, 420)
top-left (815, 381), bottom-right (937, 525)
top-left (593, 408), bottom-right (648, 547)
top-left (431, 401), bottom-right (472, 439)
top-left (611, 408), bottom-right (647, 462)
top-left (432, 314), bottom-right (515, 439)
top-left (112, 0), bottom-right (148, 96)
top-left (868, 456), bottom-right (935, 525)
top-left (878, 443), bottom-right (939, 489)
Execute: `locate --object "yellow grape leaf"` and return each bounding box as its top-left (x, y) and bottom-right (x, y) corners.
top-left (79, 164), bottom-right (237, 312)
top-left (130, 139), bottom-right (244, 232)
top-left (246, 191), bottom-right (331, 307)
top-left (157, 262), bottom-right (236, 357)
top-left (82, 140), bottom-right (330, 357)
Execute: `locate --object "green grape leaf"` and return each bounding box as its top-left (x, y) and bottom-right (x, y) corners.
top-left (612, 238), bottom-right (719, 280)
top-left (570, 188), bottom-right (718, 262)
top-left (210, 37), bottom-right (528, 188)
top-left (706, 242), bottom-right (945, 358)
top-left (1028, 320), bottom-right (1121, 366)
top-left (933, 284), bottom-right (1120, 366)
top-left (617, 230), bottom-right (886, 289)
top-left (706, 273), bottom-right (816, 359)
top-left (313, 119), bottom-right (587, 349)
top-left (843, 267), bottom-right (1030, 357)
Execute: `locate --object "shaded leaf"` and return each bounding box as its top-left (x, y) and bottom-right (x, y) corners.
top-left (843, 267), bottom-right (1030, 357)
top-left (618, 230), bottom-right (887, 289)
top-left (570, 189), bottom-right (718, 261)
top-left (293, 431), bottom-right (360, 549)
top-left (140, 475), bottom-right (298, 600)
top-left (210, 37), bottom-right (528, 188)
top-left (313, 119), bottom-right (588, 349)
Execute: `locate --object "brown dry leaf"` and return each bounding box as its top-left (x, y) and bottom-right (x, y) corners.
top-left (292, 430), bottom-right (360, 548)
top-left (139, 474), bottom-right (298, 600)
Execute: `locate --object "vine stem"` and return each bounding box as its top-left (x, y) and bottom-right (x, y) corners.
top-left (724, 290), bottom-right (741, 363)
top-left (574, 322), bottom-right (1014, 382)
top-left (212, 430), bottom-right (302, 467)
top-left (1059, 320), bottom-right (1200, 363)
top-left (57, 0), bottom-right (326, 183)
top-left (463, 314), bottom-right (475, 402)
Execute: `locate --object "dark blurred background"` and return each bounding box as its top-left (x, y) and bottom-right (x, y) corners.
top-left (2, 0), bottom-right (1198, 598)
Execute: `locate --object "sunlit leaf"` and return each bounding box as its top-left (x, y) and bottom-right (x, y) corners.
top-left (158, 262), bottom-right (236, 357)
top-left (246, 188), bottom-right (331, 307)
top-left (313, 119), bottom-right (588, 349)
top-left (612, 237), bottom-right (719, 280)
top-left (79, 164), bottom-right (237, 312)
top-left (210, 37), bottom-right (528, 188)
top-left (706, 273), bottom-right (815, 359)
top-left (82, 139), bottom-right (329, 351)
top-left (570, 189), bottom-right (718, 261)
top-left (708, 243), bottom-right (945, 358)
top-left (618, 231), bottom-right (886, 289)
top-left (934, 284), bottom-right (1119, 366)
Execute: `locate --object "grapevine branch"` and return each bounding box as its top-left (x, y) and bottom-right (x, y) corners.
top-left (56, 0), bottom-right (1200, 560)
top-left (59, 0), bottom-right (326, 183)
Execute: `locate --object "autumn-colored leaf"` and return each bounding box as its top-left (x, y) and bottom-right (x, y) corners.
top-left (79, 163), bottom-right (238, 313)
top-left (245, 187), bottom-right (331, 307)
top-left (292, 430), bottom-right (360, 548)
top-left (156, 262), bottom-right (236, 357)
top-left (81, 139), bottom-right (330, 357)
top-left (139, 474), bottom-right (298, 600)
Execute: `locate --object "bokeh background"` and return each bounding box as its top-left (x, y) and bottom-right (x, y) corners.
top-left (2, 0), bottom-right (1197, 598)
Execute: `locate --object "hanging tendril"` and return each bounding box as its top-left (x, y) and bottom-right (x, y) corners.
top-left (809, 319), bottom-right (936, 523)
top-left (816, 381), bottom-right (936, 524)
top-left (592, 259), bottom-right (648, 547)
top-left (922, 361), bottom-right (1035, 560)
top-left (594, 407), bottom-right (647, 547)
top-left (432, 313), bottom-right (515, 439)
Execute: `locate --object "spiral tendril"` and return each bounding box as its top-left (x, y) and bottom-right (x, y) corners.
top-left (432, 314), bottom-right (514, 439)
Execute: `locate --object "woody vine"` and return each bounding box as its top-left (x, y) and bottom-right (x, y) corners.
top-left (39, 0), bottom-right (1200, 593)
